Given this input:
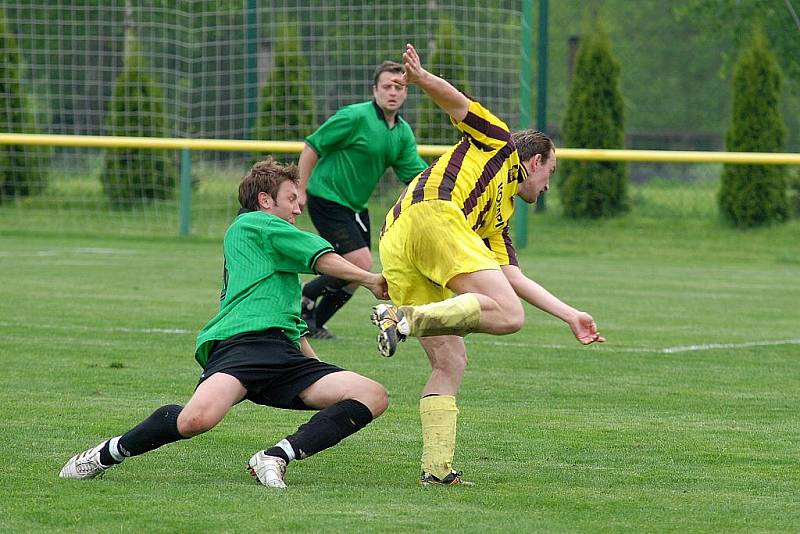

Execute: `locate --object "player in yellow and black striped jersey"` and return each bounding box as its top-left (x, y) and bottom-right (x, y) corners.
top-left (383, 98), bottom-right (524, 253)
top-left (372, 44), bottom-right (605, 487)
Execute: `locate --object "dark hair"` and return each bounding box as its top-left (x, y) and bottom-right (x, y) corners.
top-left (373, 60), bottom-right (404, 86)
top-left (511, 129), bottom-right (555, 163)
top-left (238, 158), bottom-right (299, 211)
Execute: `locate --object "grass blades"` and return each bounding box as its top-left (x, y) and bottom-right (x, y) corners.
top-left (1, 191), bottom-right (799, 532)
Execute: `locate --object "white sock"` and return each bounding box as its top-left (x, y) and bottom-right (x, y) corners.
top-left (276, 438), bottom-right (296, 461)
top-left (108, 436), bottom-right (126, 462)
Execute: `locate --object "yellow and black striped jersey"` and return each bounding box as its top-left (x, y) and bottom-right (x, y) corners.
top-left (383, 99), bottom-right (525, 265)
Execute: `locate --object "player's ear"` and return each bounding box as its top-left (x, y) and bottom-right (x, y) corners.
top-left (257, 191), bottom-right (272, 210)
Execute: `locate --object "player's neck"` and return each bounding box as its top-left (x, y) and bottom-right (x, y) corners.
top-left (381, 107), bottom-right (398, 127)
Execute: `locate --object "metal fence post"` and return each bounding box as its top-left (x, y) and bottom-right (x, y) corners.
top-left (515, 0), bottom-right (534, 248)
top-left (179, 148), bottom-right (192, 236)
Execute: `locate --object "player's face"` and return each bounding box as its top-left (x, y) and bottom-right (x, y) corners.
top-left (263, 180), bottom-right (302, 224)
top-left (518, 149), bottom-right (556, 204)
top-left (373, 71), bottom-right (408, 113)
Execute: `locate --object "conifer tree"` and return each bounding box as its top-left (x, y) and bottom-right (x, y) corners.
top-left (559, 18), bottom-right (628, 219)
top-left (0, 7), bottom-right (48, 203)
top-left (253, 20), bottom-right (314, 162)
top-left (417, 17), bottom-right (471, 147)
top-left (719, 25), bottom-right (788, 227)
top-left (101, 25), bottom-right (176, 209)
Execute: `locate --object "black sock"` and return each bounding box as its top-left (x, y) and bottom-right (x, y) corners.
top-left (285, 399), bottom-right (373, 459)
top-left (99, 441), bottom-right (122, 466)
top-left (314, 287), bottom-right (355, 328)
top-left (117, 404), bottom-right (188, 457)
top-left (303, 275), bottom-right (347, 302)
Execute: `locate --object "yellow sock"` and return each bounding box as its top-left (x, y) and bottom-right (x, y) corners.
top-left (419, 395), bottom-right (458, 480)
top-left (400, 293), bottom-right (481, 337)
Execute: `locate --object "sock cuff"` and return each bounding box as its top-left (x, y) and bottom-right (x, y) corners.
top-left (277, 438), bottom-right (296, 461)
top-left (402, 293), bottom-right (482, 337)
top-left (420, 394), bottom-right (458, 414)
top-left (456, 292), bottom-right (481, 313)
top-left (338, 398), bottom-right (374, 427)
top-left (108, 436), bottom-right (126, 461)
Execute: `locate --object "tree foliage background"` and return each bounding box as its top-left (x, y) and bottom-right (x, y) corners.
top-left (1, 0), bottom-right (799, 154)
top-left (559, 16), bottom-right (628, 219)
top-left (416, 17), bottom-right (471, 147)
top-left (0, 6), bottom-right (48, 203)
top-left (718, 25), bottom-right (789, 227)
top-left (252, 18), bottom-right (314, 163)
top-left (101, 32), bottom-right (176, 209)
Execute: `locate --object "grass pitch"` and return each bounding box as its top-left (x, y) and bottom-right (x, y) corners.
top-left (1, 201), bottom-right (799, 532)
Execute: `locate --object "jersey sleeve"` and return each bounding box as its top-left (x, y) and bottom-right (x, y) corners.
top-left (483, 226), bottom-right (519, 267)
top-left (265, 219), bottom-right (335, 274)
top-left (452, 100), bottom-right (511, 151)
top-left (391, 127), bottom-right (428, 184)
top-left (305, 107), bottom-right (357, 157)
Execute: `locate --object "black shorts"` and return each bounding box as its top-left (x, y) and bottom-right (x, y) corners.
top-left (198, 329), bottom-right (344, 410)
top-left (306, 194), bottom-right (371, 255)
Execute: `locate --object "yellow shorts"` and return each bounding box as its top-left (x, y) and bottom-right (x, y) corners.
top-left (379, 200), bottom-right (500, 306)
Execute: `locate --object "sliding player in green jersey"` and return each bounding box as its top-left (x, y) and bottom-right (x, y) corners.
top-left (60, 159), bottom-right (390, 489)
top-left (372, 44), bottom-right (605, 486)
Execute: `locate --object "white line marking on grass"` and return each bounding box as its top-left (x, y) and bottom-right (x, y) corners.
top-left (1, 321), bottom-right (798, 353)
top-left (0, 250), bottom-right (58, 257)
top-left (0, 321), bottom-right (193, 335)
top-left (466, 337), bottom-right (800, 354)
top-left (74, 247), bottom-right (137, 255)
top-left (110, 327), bottom-right (193, 335)
top-left (656, 339), bottom-right (800, 353)
top-left (0, 248), bottom-right (137, 257)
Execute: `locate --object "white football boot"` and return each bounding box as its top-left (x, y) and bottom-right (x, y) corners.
top-left (248, 451), bottom-right (288, 489)
top-left (59, 441), bottom-right (113, 480)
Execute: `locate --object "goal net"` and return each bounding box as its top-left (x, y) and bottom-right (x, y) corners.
top-left (0, 1), bottom-right (522, 237)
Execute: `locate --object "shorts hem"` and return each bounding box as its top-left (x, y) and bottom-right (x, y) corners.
top-left (440, 265), bottom-right (501, 289)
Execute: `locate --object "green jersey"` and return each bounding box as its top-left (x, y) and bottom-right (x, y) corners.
top-left (194, 211), bottom-right (334, 367)
top-left (305, 100), bottom-right (428, 212)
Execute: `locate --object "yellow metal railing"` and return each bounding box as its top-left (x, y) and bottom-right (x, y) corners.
top-left (2, 133), bottom-right (798, 237)
top-left (2, 133), bottom-right (800, 164)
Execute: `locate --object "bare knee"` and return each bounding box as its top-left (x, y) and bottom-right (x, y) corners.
top-left (495, 314), bottom-right (524, 335)
top-left (352, 379), bottom-right (389, 418)
top-left (366, 382), bottom-right (390, 418)
top-left (176, 410), bottom-right (218, 437)
top-left (494, 301), bottom-right (525, 334)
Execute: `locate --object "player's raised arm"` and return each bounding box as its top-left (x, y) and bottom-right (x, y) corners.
top-left (296, 143), bottom-right (318, 211)
top-left (398, 43), bottom-right (469, 123)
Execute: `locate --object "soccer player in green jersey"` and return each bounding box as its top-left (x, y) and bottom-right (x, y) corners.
top-left (60, 159), bottom-right (390, 489)
top-left (371, 44), bottom-right (605, 486)
top-left (298, 61), bottom-right (428, 339)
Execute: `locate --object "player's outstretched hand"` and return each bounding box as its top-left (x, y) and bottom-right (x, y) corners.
top-left (401, 43), bottom-right (427, 86)
top-left (569, 311), bottom-right (605, 345)
top-left (363, 273), bottom-right (390, 300)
